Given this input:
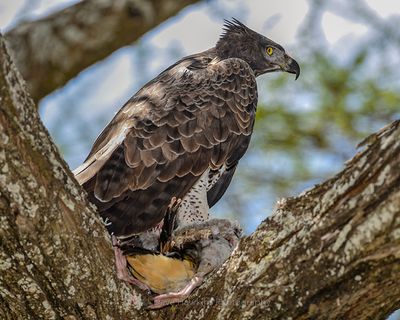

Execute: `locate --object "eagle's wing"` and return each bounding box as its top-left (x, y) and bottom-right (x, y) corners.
top-left (206, 127), bottom-right (253, 207)
top-left (207, 165), bottom-right (237, 207)
top-left (74, 54), bottom-right (257, 237)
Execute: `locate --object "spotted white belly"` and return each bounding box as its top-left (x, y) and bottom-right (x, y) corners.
top-left (177, 166), bottom-right (226, 226)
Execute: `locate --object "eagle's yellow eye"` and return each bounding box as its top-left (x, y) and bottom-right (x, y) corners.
top-left (266, 47), bottom-right (274, 56)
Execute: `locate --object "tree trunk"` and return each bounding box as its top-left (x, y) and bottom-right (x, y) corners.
top-left (0, 34), bottom-right (142, 319)
top-left (0, 32), bottom-right (399, 319)
top-left (4, 0), bottom-right (200, 103)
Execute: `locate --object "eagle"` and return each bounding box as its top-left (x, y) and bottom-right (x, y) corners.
top-left (73, 19), bottom-right (300, 240)
top-left (74, 19), bottom-right (300, 307)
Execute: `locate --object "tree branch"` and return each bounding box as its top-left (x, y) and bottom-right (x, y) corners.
top-left (157, 122), bottom-right (400, 319)
top-left (0, 33), bottom-right (143, 319)
top-left (1, 29), bottom-right (399, 318)
top-left (4, 0), bottom-right (200, 103)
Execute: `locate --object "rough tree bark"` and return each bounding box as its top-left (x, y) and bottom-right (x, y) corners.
top-left (0, 34), bottom-right (140, 319)
top-left (0, 32), bottom-right (399, 320)
top-left (4, 0), bottom-right (200, 103)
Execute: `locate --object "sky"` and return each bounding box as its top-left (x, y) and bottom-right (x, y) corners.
top-left (2, 0), bottom-right (400, 43)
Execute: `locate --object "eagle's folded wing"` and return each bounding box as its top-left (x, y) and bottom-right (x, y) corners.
top-left (74, 55), bottom-right (257, 237)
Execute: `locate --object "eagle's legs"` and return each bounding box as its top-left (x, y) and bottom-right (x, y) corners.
top-left (159, 197), bottom-right (181, 253)
top-left (112, 236), bottom-right (152, 293)
top-left (148, 273), bottom-right (204, 309)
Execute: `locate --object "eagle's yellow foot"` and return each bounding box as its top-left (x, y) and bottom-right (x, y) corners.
top-left (148, 274), bottom-right (204, 309)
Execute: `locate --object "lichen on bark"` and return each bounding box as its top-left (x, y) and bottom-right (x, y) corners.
top-left (0, 33), bottom-right (142, 319)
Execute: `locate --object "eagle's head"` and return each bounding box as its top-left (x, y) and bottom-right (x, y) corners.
top-left (216, 19), bottom-right (300, 79)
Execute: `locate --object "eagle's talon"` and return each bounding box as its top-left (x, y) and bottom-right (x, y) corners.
top-left (168, 197), bottom-right (182, 211)
top-left (147, 275), bottom-right (204, 309)
top-left (111, 235), bottom-right (120, 247)
top-left (159, 197), bottom-right (181, 253)
top-left (113, 241), bottom-right (152, 292)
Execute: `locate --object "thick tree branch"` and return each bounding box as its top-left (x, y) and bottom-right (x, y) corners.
top-left (156, 122), bottom-right (400, 319)
top-left (4, 0), bottom-right (200, 103)
top-left (0, 34), bottom-right (144, 319)
top-left (1, 30), bottom-right (399, 318)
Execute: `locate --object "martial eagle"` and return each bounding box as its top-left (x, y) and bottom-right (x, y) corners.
top-left (73, 19), bottom-right (300, 240)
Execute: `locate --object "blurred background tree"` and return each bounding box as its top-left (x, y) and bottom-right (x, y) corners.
top-left (1, 0), bottom-right (399, 235)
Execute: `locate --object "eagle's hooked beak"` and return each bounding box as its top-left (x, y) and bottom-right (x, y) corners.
top-left (283, 54), bottom-right (300, 80)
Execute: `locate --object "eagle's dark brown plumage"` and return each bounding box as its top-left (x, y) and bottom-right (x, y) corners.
top-left (74, 19), bottom-right (300, 238)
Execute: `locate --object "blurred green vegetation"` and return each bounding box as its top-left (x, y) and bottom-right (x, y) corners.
top-left (250, 47), bottom-right (400, 193)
